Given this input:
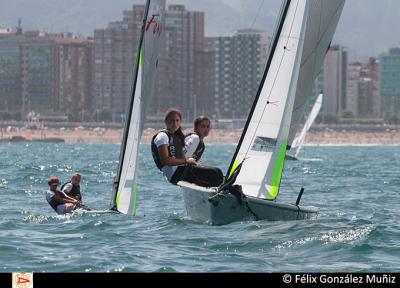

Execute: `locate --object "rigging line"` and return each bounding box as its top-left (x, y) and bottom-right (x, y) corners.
top-left (298, 1), bottom-right (345, 68)
top-left (281, 167), bottom-right (297, 197)
top-left (243, 0), bottom-right (302, 159)
top-left (291, 3), bottom-right (345, 119)
top-left (290, 1), bottom-right (345, 143)
top-left (225, 0), bottom-right (291, 177)
top-left (249, 0), bottom-right (266, 29)
top-left (300, 1), bottom-right (324, 187)
top-left (140, 146), bottom-right (155, 218)
top-left (141, 13), bottom-right (147, 218)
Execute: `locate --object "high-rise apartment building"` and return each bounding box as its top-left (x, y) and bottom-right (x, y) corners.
top-left (214, 29), bottom-right (265, 119)
top-left (380, 48), bottom-right (400, 119)
top-left (323, 45), bottom-right (347, 117)
top-left (346, 58), bottom-right (380, 119)
top-left (0, 32), bottom-right (22, 111)
top-left (154, 5), bottom-right (205, 122)
top-left (0, 30), bottom-right (94, 118)
top-left (22, 34), bottom-right (56, 113)
top-left (55, 37), bottom-right (93, 121)
top-left (92, 4), bottom-right (267, 124)
top-left (93, 3), bottom-right (205, 123)
top-left (366, 57), bottom-right (381, 118)
top-left (193, 37), bottom-right (215, 118)
top-left (93, 6), bottom-right (142, 122)
top-left (346, 62), bottom-right (362, 117)
top-left (0, 31), bottom-right (57, 113)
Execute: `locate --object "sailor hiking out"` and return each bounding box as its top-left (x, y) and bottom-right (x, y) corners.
top-left (151, 108), bottom-right (223, 187)
top-left (61, 172), bottom-right (82, 201)
top-left (45, 176), bottom-right (81, 215)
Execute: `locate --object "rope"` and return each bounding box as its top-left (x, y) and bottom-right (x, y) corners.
top-left (243, 1), bottom-right (301, 159)
top-left (249, 0), bottom-right (266, 29)
top-left (241, 194), bottom-right (259, 221)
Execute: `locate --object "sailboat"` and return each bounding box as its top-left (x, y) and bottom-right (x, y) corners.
top-left (110, 0), bottom-right (165, 215)
top-left (286, 92), bottom-right (323, 160)
top-left (178, 0), bottom-right (345, 225)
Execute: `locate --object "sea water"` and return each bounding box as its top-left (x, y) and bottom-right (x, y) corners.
top-left (0, 142), bottom-right (399, 272)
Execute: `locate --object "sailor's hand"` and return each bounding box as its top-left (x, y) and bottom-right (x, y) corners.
top-left (186, 157), bottom-right (198, 166)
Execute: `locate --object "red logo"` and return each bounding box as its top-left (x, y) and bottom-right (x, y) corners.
top-left (146, 14), bottom-right (163, 36)
top-left (12, 272), bottom-right (33, 288)
top-left (267, 100), bottom-right (280, 107)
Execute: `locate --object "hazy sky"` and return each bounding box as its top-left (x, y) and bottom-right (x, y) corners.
top-left (1, 0), bottom-right (400, 61)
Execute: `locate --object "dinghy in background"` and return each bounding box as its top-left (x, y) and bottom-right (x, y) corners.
top-left (286, 93), bottom-right (323, 160)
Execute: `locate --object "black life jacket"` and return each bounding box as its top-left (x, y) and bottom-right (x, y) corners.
top-left (61, 181), bottom-right (81, 198)
top-left (185, 132), bottom-right (205, 160)
top-left (151, 129), bottom-right (184, 170)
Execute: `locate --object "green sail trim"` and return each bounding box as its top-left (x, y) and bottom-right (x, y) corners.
top-left (131, 181), bottom-right (138, 216)
top-left (116, 192), bottom-right (121, 206)
top-left (139, 48), bottom-right (143, 65)
top-left (115, 182), bottom-right (137, 215)
top-left (228, 160), bottom-right (240, 180)
top-left (267, 139), bottom-right (288, 200)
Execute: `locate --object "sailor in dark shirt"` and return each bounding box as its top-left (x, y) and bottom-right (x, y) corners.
top-left (61, 173), bottom-right (82, 201)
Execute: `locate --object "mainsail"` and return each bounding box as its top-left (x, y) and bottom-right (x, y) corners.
top-left (111, 0), bottom-right (165, 215)
top-left (291, 92), bottom-right (323, 158)
top-left (226, 0), bottom-right (344, 201)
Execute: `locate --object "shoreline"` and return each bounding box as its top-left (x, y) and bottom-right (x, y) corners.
top-left (2, 127), bottom-right (400, 145)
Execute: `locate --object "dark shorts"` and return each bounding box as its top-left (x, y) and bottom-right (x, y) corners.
top-left (170, 165), bottom-right (224, 187)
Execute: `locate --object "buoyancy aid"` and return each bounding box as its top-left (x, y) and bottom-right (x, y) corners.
top-left (61, 181), bottom-right (81, 198)
top-left (151, 129), bottom-right (184, 170)
top-left (48, 190), bottom-right (62, 212)
top-left (185, 132), bottom-right (205, 160)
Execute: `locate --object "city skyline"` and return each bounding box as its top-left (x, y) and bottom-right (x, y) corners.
top-left (1, 1), bottom-right (400, 125)
top-left (1, 0), bottom-right (400, 60)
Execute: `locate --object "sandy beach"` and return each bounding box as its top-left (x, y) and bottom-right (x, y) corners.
top-left (2, 126), bottom-right (400, 145)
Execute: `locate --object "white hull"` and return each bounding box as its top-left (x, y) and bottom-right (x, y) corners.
top-left (179, 181), bottom-right (319, 225)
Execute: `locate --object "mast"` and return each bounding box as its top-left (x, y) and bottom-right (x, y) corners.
top-left (226, 0), bottom-right (292, 179)
top-left (111, 0), bottom-right (151, 209)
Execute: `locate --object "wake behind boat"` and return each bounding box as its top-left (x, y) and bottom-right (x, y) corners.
top-left (179, 0), bottom-right (345, 225)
